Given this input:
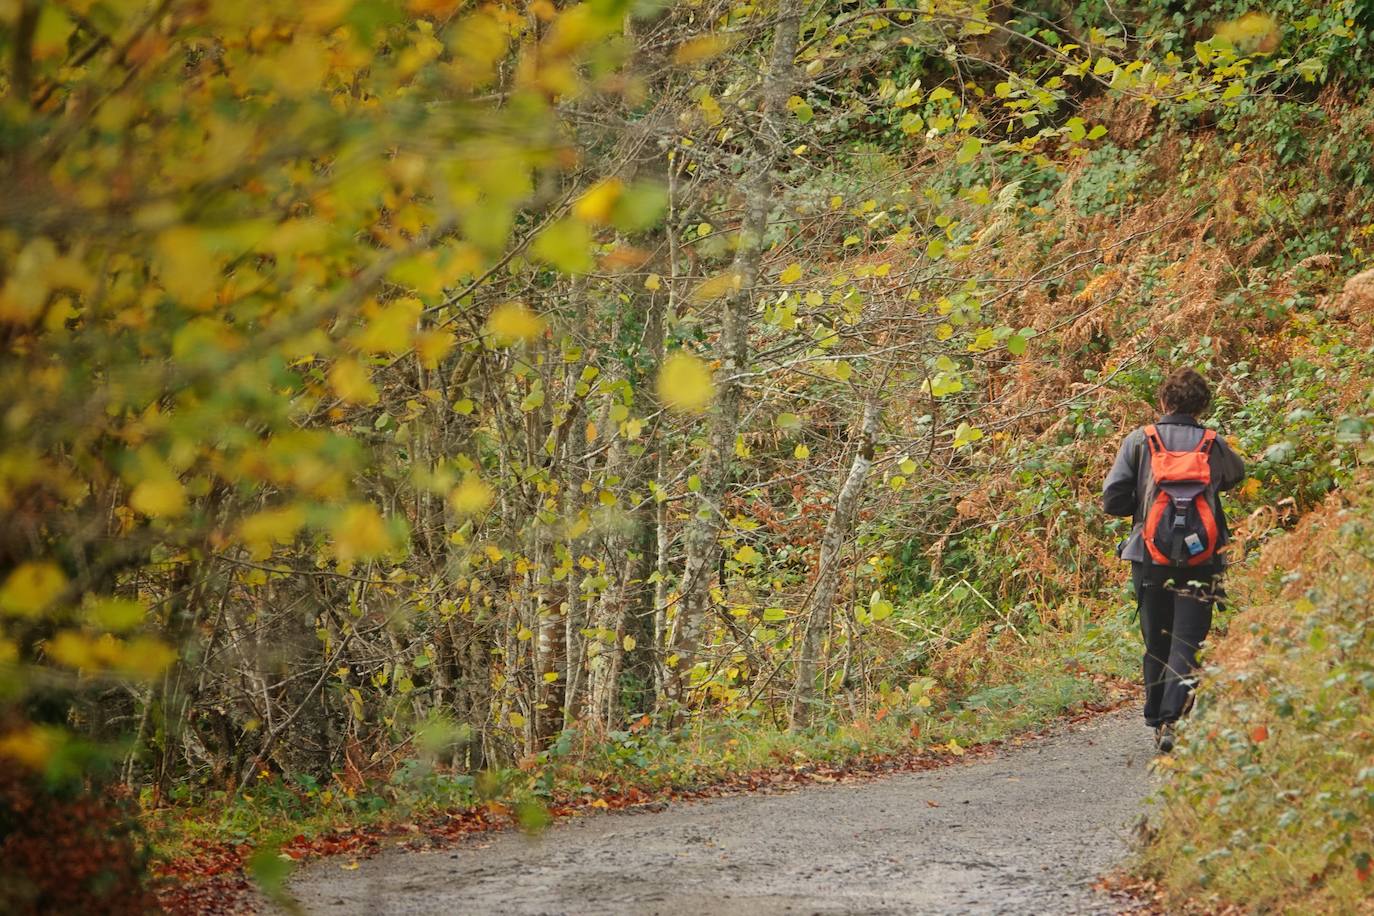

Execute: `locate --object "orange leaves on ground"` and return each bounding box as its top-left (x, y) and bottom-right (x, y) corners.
top-left (1249, 724), bottom-right (1269, 743)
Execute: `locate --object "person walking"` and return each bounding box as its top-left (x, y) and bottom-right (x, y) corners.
top-left (1102, 368), bottom-right (1245, 752)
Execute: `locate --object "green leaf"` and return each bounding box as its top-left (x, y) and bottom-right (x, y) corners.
top-left (611, 182), bottom-right (668, 231)
top-left (956, 137), bottom-right (982, 164)
top-left (532, 219), bottom-right (594, 274)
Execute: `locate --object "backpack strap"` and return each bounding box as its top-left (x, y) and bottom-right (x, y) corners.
top-left (1142, 424), bottom-right (1166, 458)
top-left (1195, 428), bottom-right (1217, 455)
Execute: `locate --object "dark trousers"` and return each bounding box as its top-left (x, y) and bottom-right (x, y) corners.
top-left (1133, 564), bottom-right (1218, 727)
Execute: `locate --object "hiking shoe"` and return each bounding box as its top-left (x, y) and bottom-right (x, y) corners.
top-left (1155, 723), bottom-right (1176, 754)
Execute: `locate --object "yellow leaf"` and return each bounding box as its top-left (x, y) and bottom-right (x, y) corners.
top-left (329, 359), bottom-right (380, 406)
top-left (331, 504), bottom-right (392, 564)
top-left (484, 545), bottom-right (504, 563)
top-left (450, 476), bottom-right (494, 514)
top-left (644, 273), bottom-right (662, 291)
top-left (47, 630), bottom-right (97, 670)
top-left (32, 6), bottom-right (74, 60)
top-left (485, 302), bottom-right (546, 345)
top-left (691, 272), bottom-right (740, 302)
top-left (355, 299), bottom-right (421, 355)
top-left (508, 711), bottom-right (526, 727)
top-left (156, 227), bottom-right (219, 309)
top-left (1238, 477), bottom-right (1261, 500)
top-left (531, 219), bottom-right (594, 274)
top-left (572, 179), bottom-right (624, 225)
top-left (623, 635), bottom-right (636, 651)
top-left (778, 262), bottom-right (803, 284)
top-left (118, 636), bottom-right (177, 680)
top-left (0, 562), bottom-right (67, 618)
top-left (130, 477), bottom-right (187, 518)
top-left (674, 35), bottom-right (730, 64)
top-left (0, 726), bottom-right (60, 770)
top-left (543, 671), bottom-right (560, 683)
top-left (517, 627), bottom-right (533, 641)
top-left (656, 352), bottom-right (715, 413)
top-left (699, 92), bottom-right (723, 126)
top-left (238, 506), bottom-right (306, 560)
top-left (794, 443), bottom-right (810, 459)
top-left (946, 739), bottom-right (965, 756)
top-left (84, 598), bottom-right (146, 632)
top-left (415, 329), bottom-right (456, 369)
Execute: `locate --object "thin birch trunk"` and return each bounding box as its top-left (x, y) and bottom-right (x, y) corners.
top-left (790, 400), bottom-right (880, 729)
top-left (671, 0), bottom-right (801, 701)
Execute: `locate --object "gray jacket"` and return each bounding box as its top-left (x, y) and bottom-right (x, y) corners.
top-left (1102, 414), bottom-right (1246, 565)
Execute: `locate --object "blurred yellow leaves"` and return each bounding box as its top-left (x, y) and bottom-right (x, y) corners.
top-left (47, 631), bottom-right (175, 680)
top-left (674, 35), bottom-right (730, 65)
top-left (691, 272), bottom-right (741, 302)
top-left (83, 598), bottom-right (147, 632)
top-left (572, 179), bottom-right (624, 224)
top-left (239, 506), bottom-right (306, 560)
top-left (0, 562), bottom-right (66, 618)
top-left (1215, 13), bottom-right (1281, 53)
top-left (0, 726), bottom-right (61, 770)
top-left (331, 504), bottom-right (393, 564)
top-left (485, 302), bottom-right (546, 345)
top-left (330, 358), bottom-right (380, 405)
top-left (416, 329), bottom-right (456, 369)
top-left (657, 352), bottom-right (715, 413)
top-left (532, 218), bottom-right (594, 274)
top-left (355, 298), bottom-right (423, 355)
top-left (31, 5), bottom-right (74, 60)
top-left (130, 477), bottom-right (188, 518)
top-left (0, 238), bottom-right (94, 324)
top-left (450, 476), bottom-right (494, 514)
top-left (156, 227), bottom-right (220, 309)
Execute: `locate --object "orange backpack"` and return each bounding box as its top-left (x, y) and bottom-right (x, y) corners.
top-left (1142, 424), bottom-right (1220, 567)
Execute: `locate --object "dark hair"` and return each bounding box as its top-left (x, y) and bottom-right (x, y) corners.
top-left (1157, 368), bottom-right (1212, 416)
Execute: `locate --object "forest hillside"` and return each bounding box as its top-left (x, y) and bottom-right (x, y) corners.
top-left (1, 0), bottom-right (1372, 911)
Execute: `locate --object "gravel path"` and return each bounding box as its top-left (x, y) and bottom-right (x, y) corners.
top-left (287, 708), bottom-right (1153, 915)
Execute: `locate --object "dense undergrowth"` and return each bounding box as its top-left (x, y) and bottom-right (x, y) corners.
top-left (1141, 479), bottom-right (1374, 912)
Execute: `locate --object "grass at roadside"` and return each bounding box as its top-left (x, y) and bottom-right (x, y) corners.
top-left (149, 601), bottom-right (1138, 907)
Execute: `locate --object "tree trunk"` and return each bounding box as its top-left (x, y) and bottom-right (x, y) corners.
top-left (790, 400), bottom-right (880, 730)
top-left (671, 0), bottom-right (802, 703)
